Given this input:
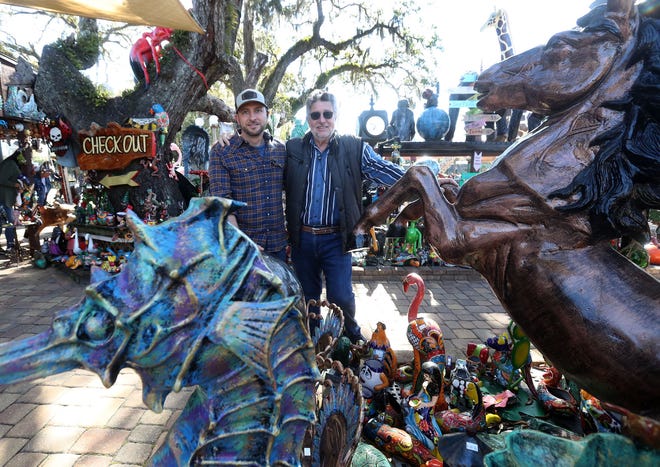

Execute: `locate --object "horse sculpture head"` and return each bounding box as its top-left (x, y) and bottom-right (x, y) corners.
top-left (0, 197), bottom-right (319, 465)
top-left (475, 0), bottom-right (659, 243)
top-left (476, 0), bottom-right (641, 114)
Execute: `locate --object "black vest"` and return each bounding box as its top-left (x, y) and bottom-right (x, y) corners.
top-left (285, 132), bottom-right (364, 252)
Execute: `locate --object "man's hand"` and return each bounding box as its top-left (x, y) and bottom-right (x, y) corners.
top-left (216, 134), bottom-right (231, 148)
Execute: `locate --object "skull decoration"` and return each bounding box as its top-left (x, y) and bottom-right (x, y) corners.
top-left (45, 117), bottom-right (73, 157)
top-left (49, 126), bottom-right (62, 143)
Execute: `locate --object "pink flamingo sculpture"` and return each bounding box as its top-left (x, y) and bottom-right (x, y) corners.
top-left (403, 273), bottom-right (447, 410)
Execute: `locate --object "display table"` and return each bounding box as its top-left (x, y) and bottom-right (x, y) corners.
top-left (72, 223), bottom-right (134, 245)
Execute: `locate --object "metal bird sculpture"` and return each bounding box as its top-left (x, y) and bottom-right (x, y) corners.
top-left (0, 197), bottom-right (319, 465)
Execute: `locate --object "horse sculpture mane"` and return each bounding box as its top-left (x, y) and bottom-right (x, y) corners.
top-left (550, 3), bottom-right (660, 242)
top-left (355, 0), bottom-right (660, 420)
top-left (0, 197), bottom-right (319, 465)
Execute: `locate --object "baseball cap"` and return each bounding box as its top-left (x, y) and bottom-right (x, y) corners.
top-left (235, 89), bottom-right (268, 110)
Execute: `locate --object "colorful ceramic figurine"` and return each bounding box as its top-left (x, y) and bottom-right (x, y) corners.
top-left (437, 380), bottom-right (486, 434)
top-left (404, 220), bottom-right (423, 255)
top-left (448, 359), bottom-right (476, 413)
top-left (404, 361), bottom-right (445, 456)
top-left (535, 366), bottom-right (578, 417)
top-left (360, 358), bottom-right (390, 400)
top-left (485, 321), bottom-right (535, 396)
top-left (403, 273), bottom-right (446, 407)
top-left (366, 321), bottom-right (398, 382)
top-left (362, 418), bottom-right (443, 467)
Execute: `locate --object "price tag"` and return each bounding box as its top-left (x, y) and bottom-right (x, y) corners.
top-left (473, 151), bottom-right (482, 171)
top-left (466, 440), bottom-right (479, 452)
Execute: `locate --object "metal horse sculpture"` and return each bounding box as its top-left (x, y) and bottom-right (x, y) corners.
top-left (355, 0), bottom-right (660, 420)
top-left (0, 197), bottom-right (319, 465)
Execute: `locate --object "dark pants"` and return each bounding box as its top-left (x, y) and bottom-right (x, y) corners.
top-left (291, 231), bottom-right (363, 342)
top-left (267, 248), bottom-right (287, 263)
top-left (0, 203), bottom-right (16, 249)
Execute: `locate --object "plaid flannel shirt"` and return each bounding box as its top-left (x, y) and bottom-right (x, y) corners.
top-left (208, 133), bottom-right (287, 253)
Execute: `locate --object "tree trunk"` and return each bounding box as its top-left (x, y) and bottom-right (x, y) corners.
top-left (32, 0), bottom-right (242, 219)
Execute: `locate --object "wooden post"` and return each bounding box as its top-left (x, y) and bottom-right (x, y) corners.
top-left (57, 165), bottom-right (72, 204)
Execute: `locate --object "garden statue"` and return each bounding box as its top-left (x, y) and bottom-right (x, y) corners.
top-left (404, 219), bottom-right (423, 255)
top-left (416, 88), bottom-right (450, 141)
top-left (437, 380), bottom-right (487, 434)
top-left (366, 321), bottom-right (398, 382)
top-left (362, 418), bottom-right (443, 467)
top-left (0, 197), bottom-right (319, 465)
top-left (389, 98), bottom-right (416, 141)
top-left (129, 26), bottom-right (173, 88)
top-left (354, 0), bottom-right (660, 421)
top-left (403, 273), bottom-right (447, 405)
top-left (480, 7), bottom-right (524, 141)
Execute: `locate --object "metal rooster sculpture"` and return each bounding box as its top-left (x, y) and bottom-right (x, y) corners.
top-left (0, 197), bottom-right (319, 465)
top-left (355, 0), bottom-right (660, 420)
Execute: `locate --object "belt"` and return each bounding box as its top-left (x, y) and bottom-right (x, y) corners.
top-left (301, 225), bottom-right (341, 235)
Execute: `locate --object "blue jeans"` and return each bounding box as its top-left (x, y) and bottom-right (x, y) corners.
top-left (267, 248), bottom-right (287, 263)
top-left (291, 231), bottom-right (363, 342)
top-left (0, 203), bottom-right (16, 249)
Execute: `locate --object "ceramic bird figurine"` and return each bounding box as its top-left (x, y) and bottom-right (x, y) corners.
top-left (150, 103), bottom-right (169, 131)
top-left (151, 103), bottom-right (169, 146)
top-left (367, 321), bottom-right (397, 382)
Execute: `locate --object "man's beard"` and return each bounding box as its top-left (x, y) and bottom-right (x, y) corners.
top-left (241, 122), bottom-right (267, 138)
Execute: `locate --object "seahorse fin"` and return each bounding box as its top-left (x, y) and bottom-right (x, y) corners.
top-left (210, 297), bottom-right (297, 376)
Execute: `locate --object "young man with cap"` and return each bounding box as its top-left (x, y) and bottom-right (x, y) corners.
top-left (208, 88), bottom-right (288, 261)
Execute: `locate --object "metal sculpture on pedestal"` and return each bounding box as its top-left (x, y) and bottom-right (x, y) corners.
top-left (0, 197), bottom-right (319, 466)
top-left (355, 0), bottom-right (660, 421)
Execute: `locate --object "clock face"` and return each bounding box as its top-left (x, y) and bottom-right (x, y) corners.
top-left (365, 115), bottom-right (386, 137)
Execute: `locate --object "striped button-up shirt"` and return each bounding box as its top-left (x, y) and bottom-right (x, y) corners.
top-left (208, 133), bottom-right (287, 253)
top-left (302, 136), bottom-right (404, 226)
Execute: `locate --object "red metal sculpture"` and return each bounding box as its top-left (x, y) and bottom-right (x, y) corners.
top-left (355, 0), bottom-right (660, 420)
top-left (129, 26), bottom-right (173, 87)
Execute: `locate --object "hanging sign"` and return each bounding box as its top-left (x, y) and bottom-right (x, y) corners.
top-left (464, 113), bottom-right (502, 123)
top-left (78, 122), bottom-right (156, 171)
top-left (449, 99), bottom-right (479, 108)
top-left (99, 171), bottom-right (140, 188)
top-left (447, 86), bottom-right (477, 95)
top-left (465, 128), bottom-right (495, 136)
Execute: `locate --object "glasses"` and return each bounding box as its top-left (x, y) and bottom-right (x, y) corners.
top-left (310, 111), bottom-right (334, 120)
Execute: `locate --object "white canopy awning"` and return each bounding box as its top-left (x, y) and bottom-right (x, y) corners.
top-left (0, 0), bottom-right (205, 33)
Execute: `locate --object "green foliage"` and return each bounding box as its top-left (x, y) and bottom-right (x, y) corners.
top-left (78, 80), bottom-right (111, 108)
top-left (649, 209), bottom-right (660, 223)
top-left (53, 31), bottom-right (102, 70)
top-left (235, 0), bottom-right (442, 116)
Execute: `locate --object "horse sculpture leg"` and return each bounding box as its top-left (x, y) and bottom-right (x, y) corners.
top-left (357, 166), bottom-right (459, 256)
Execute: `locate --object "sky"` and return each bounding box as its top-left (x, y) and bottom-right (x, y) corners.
top-left (0, 0), bottom-right (596, 135)
top-left (332, 0), bottom-right (596, 134)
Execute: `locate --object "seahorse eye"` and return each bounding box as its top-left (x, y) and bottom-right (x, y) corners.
top-left (77, 309), bottom-right (115, 342)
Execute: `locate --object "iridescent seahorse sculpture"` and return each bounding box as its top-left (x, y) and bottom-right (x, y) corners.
top-left (0, 197), bottom-right (319, 466)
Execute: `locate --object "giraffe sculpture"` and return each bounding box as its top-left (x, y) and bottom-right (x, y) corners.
top-left (481, 8), bottom-right (523, 142)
